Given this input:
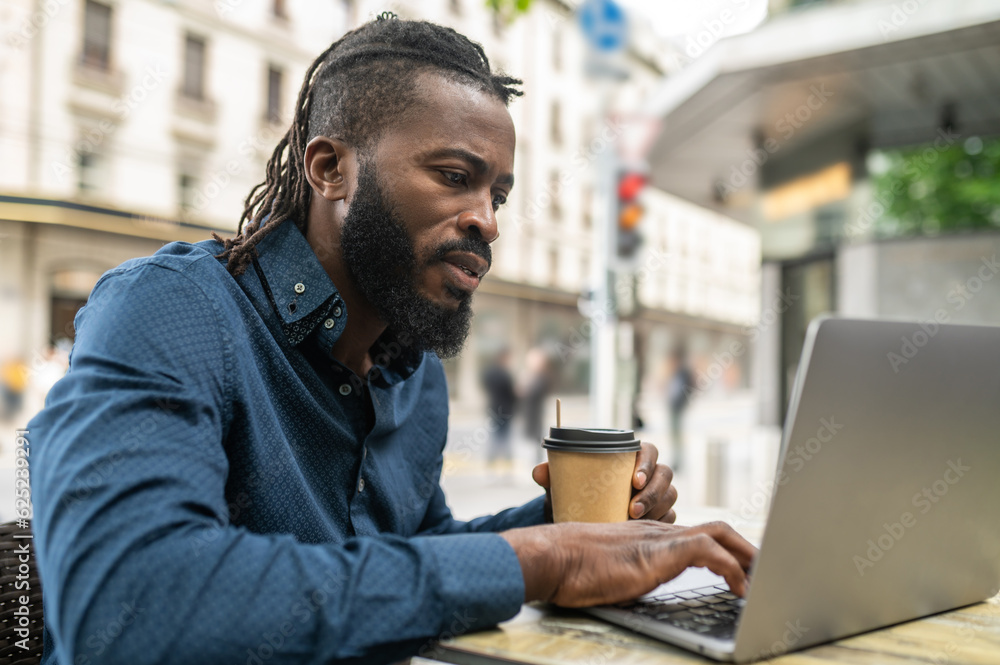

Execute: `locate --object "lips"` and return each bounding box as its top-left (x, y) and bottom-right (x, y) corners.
top-left (441, 251), bottom-right (489, 292)
top-left (442, 252), bottom-right (488, 278)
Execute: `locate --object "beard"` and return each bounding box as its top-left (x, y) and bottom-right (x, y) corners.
top-left (339, 160), bottom-right (491, 359)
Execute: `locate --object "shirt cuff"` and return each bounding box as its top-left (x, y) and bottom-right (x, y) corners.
top-left (475, 494), bottom-right (548, 532)
top-left (412, 532), bottom-right (525, 634)
top-left (508, 494), bottom-right (547, 527)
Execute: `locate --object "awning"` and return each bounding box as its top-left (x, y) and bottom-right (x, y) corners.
top-left (644, 0), bottom-right (1000, 223)
top-left (0, 194), bottom-right (231, 243)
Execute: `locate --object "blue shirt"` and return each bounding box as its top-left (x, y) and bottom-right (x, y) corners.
top-left (28, 219), bottom-right (545, 664)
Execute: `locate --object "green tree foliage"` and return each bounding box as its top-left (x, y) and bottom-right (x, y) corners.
top-left (485, 0), bottom-right (534, 22)
top-left (872, 135), bottom-right (1000, 237)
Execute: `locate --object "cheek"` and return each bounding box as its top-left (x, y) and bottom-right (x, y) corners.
top-left (410, 236), bottom-right (437, 269)
top-left (408, 222), bottom-right (447, 265)
top-left (409, 240), bottom-right (441, 285)
top-left (414, 262), bottom-right (452, 304)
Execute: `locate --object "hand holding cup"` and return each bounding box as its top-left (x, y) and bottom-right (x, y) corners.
top-left (533, 429), bottom-right (678, 524)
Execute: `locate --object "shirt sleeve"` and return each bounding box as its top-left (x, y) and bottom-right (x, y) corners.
top-left (29, 261), bottom-right (525, 665)
top-left (416, 454), bottom-right (548, 536)
top-left (420, 490), bottom-right (548, 535)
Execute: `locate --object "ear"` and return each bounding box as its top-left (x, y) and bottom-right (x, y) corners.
top-left (303, 136), bottom-right (355, 202)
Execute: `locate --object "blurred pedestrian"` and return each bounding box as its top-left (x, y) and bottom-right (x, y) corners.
top-left (481, 347), bottom-right (517, 469)
top-left (1, 357), bottom-right (29, 422)
top-left (667, 346), bottom-right (695, 473)
top-left (521, 346), bottom-right (553, 465)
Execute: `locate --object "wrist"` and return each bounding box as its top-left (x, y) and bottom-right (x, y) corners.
top-left (500, 525), bottom-right (561, 603)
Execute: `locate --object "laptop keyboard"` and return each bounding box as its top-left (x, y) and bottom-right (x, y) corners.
top-left (613, 584), bottom-right (745, 639)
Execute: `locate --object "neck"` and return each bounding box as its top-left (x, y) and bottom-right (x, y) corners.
top-left (305, 209), bottom-right (386, 380)
top-left (329, 283), bottom-right (385, 379)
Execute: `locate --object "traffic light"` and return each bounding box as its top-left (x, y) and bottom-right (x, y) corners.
top-left (616, 171), bottom-right (646, 259)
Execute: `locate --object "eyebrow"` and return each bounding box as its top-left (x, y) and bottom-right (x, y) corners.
top-left (422, 147), bottom-right (515, 187)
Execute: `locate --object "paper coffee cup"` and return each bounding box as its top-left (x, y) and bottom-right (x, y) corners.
top-left (543, 427), bottom-right (640, 523)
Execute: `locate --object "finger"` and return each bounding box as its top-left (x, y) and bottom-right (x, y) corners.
top-left (630, 466), bottom-right (675, 519)
top-left (632, 442), bottom-right (659, 489)
top-left (551, 522), bottom-right (689, 607)
top-left (685, 521), bottom-right (759, 572)
top-left (661, 532), bottom-right (750, 597)
top-left (645, 486), bottom-right (679, 522)
top-left (532, 463), bottom-right (550, 489)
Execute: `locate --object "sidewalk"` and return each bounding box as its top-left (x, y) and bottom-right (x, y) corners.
top-left (439, 422), bottom-right (767, 545)
top-left (441, 389), bottom-right (777, 545)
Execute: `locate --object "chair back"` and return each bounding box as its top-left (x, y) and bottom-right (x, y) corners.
top-left (0, 520), bottom-right (44, 663)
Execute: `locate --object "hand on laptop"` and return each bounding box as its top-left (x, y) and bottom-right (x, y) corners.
top-left (500, 521), bottom-right (757, 607)
top-left (531, 442), bottom-right (679, 523)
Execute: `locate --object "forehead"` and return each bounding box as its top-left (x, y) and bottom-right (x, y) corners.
top-left (373, 71), bottom-right (516, 170)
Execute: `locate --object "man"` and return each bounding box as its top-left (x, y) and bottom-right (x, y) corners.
top-left (29, 16), bottom-right (755, 665)
top-left (481, 347), bottom-right (517, 468)
top-left (520, 346), bottom-right (553, 465)
top-left (668, 345), bottom-right (696, 472)
top-left (0, 356), bottom-right (28, 422)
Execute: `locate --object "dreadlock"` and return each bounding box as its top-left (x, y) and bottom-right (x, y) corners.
top-left (212, 12), bottom-right (524, 277)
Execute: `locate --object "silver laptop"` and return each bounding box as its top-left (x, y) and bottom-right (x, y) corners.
top-left (586, 316), bottom-right (1000, 662)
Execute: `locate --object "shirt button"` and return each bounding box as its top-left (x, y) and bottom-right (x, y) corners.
top-left (333, 306), bottom-right (343, 317)
top-left (339, 384), bottom-right (352, 396)
top-left (324, 318), bottom-right (336, 329)
top-left (294, 282), bottom-right (306, 294)
top-left (357, 478), bottom-right (365, 492)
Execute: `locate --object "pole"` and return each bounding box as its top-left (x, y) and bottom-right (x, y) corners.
top-left (589, 84), bottom-right (618, 427)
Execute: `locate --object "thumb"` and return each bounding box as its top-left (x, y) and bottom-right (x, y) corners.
top-left (532, 462), bottom-right (550, 489)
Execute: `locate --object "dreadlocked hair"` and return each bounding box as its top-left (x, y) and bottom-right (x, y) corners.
top-left (212, 13), bottom-right (524, 277)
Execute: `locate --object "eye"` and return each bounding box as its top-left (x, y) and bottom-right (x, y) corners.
top-left (492, 193), bottom-right (508, 211)
top-left (441, 171), bottom-right (467, 186)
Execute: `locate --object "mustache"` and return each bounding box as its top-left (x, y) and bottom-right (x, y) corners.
top-left (430, 237), bottom-right (493, 272)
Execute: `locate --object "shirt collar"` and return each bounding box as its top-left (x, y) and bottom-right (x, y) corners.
top-left (367, 327), bottom-right (426, 387)
top-left (250, 220), bottom-right (424, 383)
top-left (253, 220), bottom-right (340, 343)
top-left (255, 221), bottom-right (336, 321)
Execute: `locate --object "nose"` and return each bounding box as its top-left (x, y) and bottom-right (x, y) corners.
top-left (456, 194), bottom-right (500, 244)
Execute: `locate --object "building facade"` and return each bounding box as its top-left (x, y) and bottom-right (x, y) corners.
top-left (0, 0), bottom-right (341, 382)
top-left (1, 0), bottom-right (761, 444)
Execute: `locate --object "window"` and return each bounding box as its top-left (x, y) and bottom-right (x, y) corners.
top-left (178, 173), bottom-right (198, 214)
top-left (77, 151), bottom-right (100, 195)
top-left (50, 296), bottom-right (89, 345)
top-left (82, 0), bottom-right (112, 70)
top-left (552, 29), bottom-right (562, 71)
top-left (50, 269), bottom-right (102, 345)
top-left (182, 34), bottom-right (206, 100)
top-left (549, 171), bottom-right (562, 221)
top-left (549, 248), bottom-right (560, 287)
top-left (266, 65), bottom-right (283, 123)
top-left (550, 100), bottom-right (562, 145)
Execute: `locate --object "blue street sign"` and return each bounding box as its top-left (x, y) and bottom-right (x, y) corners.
top-left (578, 0), bottom-right (628, 52)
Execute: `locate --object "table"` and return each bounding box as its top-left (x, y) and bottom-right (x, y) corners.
top-left (427, 592), bottom-right (1000, 664)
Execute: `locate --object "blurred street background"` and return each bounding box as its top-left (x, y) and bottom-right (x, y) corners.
top-left (1, 0), bottom-right (999, 532)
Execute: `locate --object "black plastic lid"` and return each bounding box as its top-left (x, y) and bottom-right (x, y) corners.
top-left (542, 427), bottom-right (640, 453)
